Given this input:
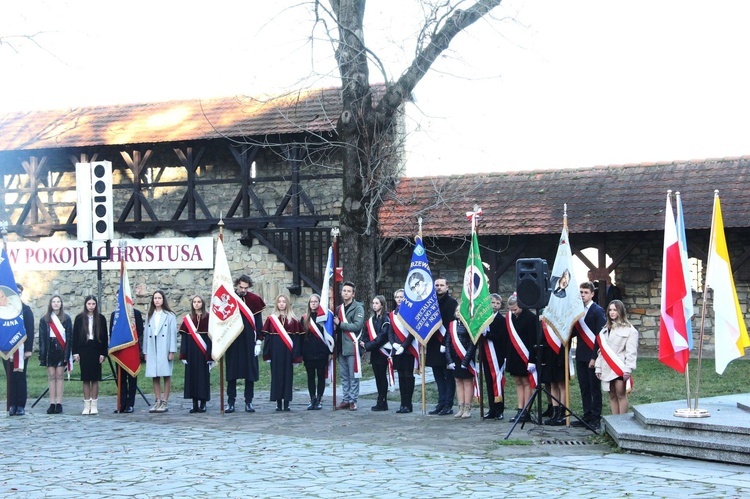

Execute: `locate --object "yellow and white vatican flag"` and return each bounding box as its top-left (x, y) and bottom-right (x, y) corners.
top-left (705, 191), bottom-right (750, 374)
top-left (208, 237), bottom-right (244, 361)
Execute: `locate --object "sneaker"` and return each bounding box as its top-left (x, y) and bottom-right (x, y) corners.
top-left (149, 401), bottom-right (161, 413)
top-left (156, 401), bottom-right (168, 413)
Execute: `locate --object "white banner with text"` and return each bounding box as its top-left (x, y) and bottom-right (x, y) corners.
top-left (7, 237), bottom-right (214, 271)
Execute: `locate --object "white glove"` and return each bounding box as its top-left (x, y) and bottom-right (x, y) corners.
top-left (439, 345), bottom-right (446, 353)
top-left (208, 361), bottom-right (215, 371)
top-left (181, 359), bottom-right (187, 365)
top-left (395, 346), bottom-right (404, 355)
top-left (392, 342), bottom-right (401, 351)
top-left (254, 340), bottom-right (262, 357)
top-left (447, 362), bottom-right (456, 370)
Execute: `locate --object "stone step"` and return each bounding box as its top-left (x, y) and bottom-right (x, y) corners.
top-left (604, 394), bottom-right (750, 465)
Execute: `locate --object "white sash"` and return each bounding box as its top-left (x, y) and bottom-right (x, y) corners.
top-left (269, 315), bottom-right (294, 352)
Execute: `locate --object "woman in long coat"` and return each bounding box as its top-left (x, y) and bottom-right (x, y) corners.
top-left (179, 295), bottom-right (212, 413)
top-left (72, 295), bottom-right (108, 415)
top-left (301, 294), bottom-right (332, 410)
top-left (360, 295), bottom-right (391, 412)
top-left (143, 290), bottom-right (177, 413)
top-left (595, 300), bottom-right (638, 415)
top-left (262, 294), bottom-right (302, 411)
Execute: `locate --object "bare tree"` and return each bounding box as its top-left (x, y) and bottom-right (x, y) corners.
top-left (312, 0), bottom-right (503, 298)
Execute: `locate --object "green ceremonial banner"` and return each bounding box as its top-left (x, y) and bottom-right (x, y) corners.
top-left (459, 230), bottom-right (494, 344)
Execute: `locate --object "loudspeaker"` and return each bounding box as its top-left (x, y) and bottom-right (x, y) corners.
top-left (515, 258), bottom-right (551, 309)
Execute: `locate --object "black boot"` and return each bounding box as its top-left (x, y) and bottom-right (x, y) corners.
top-left (55, 404), bottom-right (63, 414)
top-left (314, 396), bottom-right (323, 410)
top-left (307, 397), bottom-right (317, 410)
top-left (198, 400), bottom-right (206, 413)
top-left (483, 403), bottom-right (498, 420)
top-left (276, 400), bottom-right (283, 412)
top-left (541, 403), bottom-right (554, 418)
top-left (283, 400), bottom-right (290, 411)
top-left (190, 398), bottom-right (199, 413)
top-left (544, 406), bottom-right (562, 425)
top-left (371, 396), bottom-right (388, 411)
top-left (47, 404), bottom-right (55, 414)
top-left (509, 408), bottom-right (524, 423)
top-left (226, 398), bottom-right (235, 413)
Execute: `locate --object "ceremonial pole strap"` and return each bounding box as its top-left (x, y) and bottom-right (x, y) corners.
top-left (269, 315), bottom-right (294, 352)
top-left (182, 316), bottom-right (209, 360)
top-left (597, 330), bottom-right (627, 377)
top-left (506, 312), bottom-right (530, 364)
top-left (542, 321), bottom-right (562, 355)
top-left (387, 357), bottom-right (395, 387)
top-left (482, 339), bottom-right (503, 402)
top-left (13, 344), bottom-right (24, 372)
top-left (348, 331), bottom-right (362, 378)
top-left (49, 314), bottom-right (67, 349)
top-left (575, 319), bottom-right (596, 351)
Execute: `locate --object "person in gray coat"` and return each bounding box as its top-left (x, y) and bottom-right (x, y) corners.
top-left (143, 290), bottom-right (177, 413)
top-left (334, 281), bottom-right (365, 410)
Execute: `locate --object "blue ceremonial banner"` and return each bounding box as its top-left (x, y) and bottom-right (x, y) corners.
top-left (397, 236), bottom-right (441, 345)
top-left (109, 262), bottom-right (141, 376)
top-left (0, 248), bottom-right (27, 360)
top-left (317, 246), bottom-right (336, 351)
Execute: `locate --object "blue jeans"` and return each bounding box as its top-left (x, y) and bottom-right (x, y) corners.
top-left (338, 355), bottom-right (360, 403)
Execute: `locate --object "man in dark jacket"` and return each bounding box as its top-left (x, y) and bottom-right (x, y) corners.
top-left (4, 284), bottom-right (34, 416)
top-left (572, 281), bottom-right (607, 429)
top-left (427, 278), bottom-right (458, 415)
top-left (110, 304), bottom-right (144, 413)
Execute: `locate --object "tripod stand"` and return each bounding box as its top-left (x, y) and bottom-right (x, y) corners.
top-left (505, 309), bottom-right (597, 439)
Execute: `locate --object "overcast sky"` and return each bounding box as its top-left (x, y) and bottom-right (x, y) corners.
top-left (2, 1), bottom-right (749, 176)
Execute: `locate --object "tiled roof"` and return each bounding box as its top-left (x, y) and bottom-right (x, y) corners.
top-left (0, 87), bottom-right (348, 151)
top-left (379, 157), bottom-right (750, 237)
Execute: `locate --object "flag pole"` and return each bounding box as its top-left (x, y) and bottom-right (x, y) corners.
top-left (218, 212), bottom-right (226, 416)
top-left (676, 191), bottom-right (692, 410)
top-left (562, 204), bottom-right (572, 425)
top-left (1, 220), bottom-right (9, 414)
top-left (418, 217), bottom-right (427, 415)
top-left (332, 227), bottom-right (339, 410)
top-left (694, 192), bottom-right (720, 415)
top-left (474, 207), bottom-right (485, 420)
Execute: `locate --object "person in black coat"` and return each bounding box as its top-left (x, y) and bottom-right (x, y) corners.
top-left (427, 278), bottom-right (458, 415)
top-left (72, 295), bottom-right (108, 415)
top-left (506, 293), bottom-right (536, 423)
top-left (110, 303), bottom-right (144, 414)
top-left (360, 295), bottom-right (392, 412)
top-left (572, 281), bottom-right (607, 428)
top-left (38, 294), bottom-right (73, 414)
top-left (3, 284), bottom-right (34, 416)
top-left (225, 274), bottom-right (265, 413)
top-left (262, 294), bottom-right (302, 412)
top-left (445, 313), bottom-right (478, 419)
top-left (301, 294), bottom-right (332, 410)
top-left (179, 295), bottom-right (213, 413)
top-left (390, 289), bottom-right (417, 413)
top-left (481, 293), bottom-right (507, 421)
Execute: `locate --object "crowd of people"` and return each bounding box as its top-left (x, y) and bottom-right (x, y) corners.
top-left (3, 276), bottom-right (638, 426)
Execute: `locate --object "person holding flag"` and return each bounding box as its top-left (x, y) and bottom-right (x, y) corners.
top-left (179, 295), bottom-right (212, 413)
top-left (482, 293), bottom-right (507, 421)
top-left (109, 288), bottom-right (144, 414)
top-left (225, 274), bottom-right (265, 414)
top-left (3, 284), bottom-right (34, 416)
top-left (426, 278), bottom-right (458, 416)
top-left (359, 295), bottom-right (392, 412)
top-left (390, 289), bottom-right (417, 414)
top-left (595, 300), bottom-right (638, 415)
top-left (72, 295), bottom-right (109, 415)
top-left (38, 295), bottom-right (73, 414)
top-left (262, 294), bottom-right (303, 412)
top-left (301, 294), bottom-right (331, 410)
top-left (334, 281), bottom-right (365, 411)
top-left (571, 281), bottom-right (607, 429)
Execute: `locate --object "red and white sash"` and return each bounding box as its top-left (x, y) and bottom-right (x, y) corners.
top-left (483, 338), bottom-right (505, 403)
top-left (338, 305), bottom-right (361, 378)
top-left (237, 295), bottom-right (257, 330)
top-left (182, 316), bottom-right (209, 360)
top-left (542, 321), bottom-right (561, 355)
top-left (390, 312), bottom-right (420, 368)
top-left (367, 317), bottom-right (394, 387)
top-left (575, 316), bottom-right (597, 351)
top-left (449, 322), bottom-right (480, 398)
top-left (507, 312), bottom-right (530, 364)
top-left (269, 315), bottom-right (294, 352)
top-left (597, 329), bottom-right (633, 392)
top-left (12, 343), bottom-right (24, 372)
top-left (307, 318), bottom-right (329, 347)
top-left (528, 362), bottom-right (538, 389)
top-left (49, 314), bottom-right (73, 372)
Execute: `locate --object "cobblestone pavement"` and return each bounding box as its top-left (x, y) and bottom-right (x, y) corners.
top-left (3, 393), bottom-right (750, 498)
